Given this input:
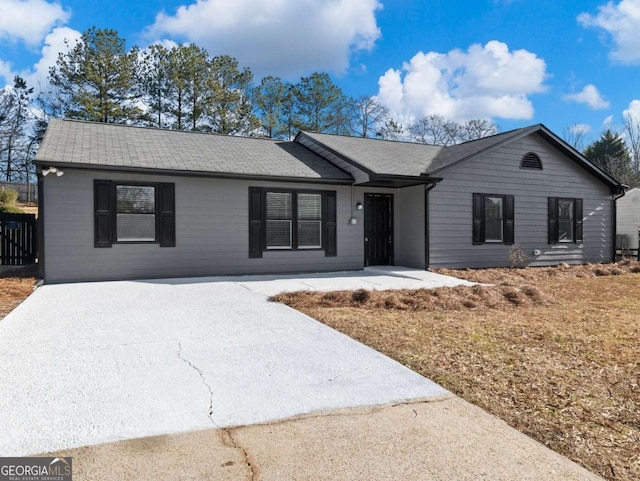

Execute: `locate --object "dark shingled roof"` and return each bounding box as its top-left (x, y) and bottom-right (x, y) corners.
top-left (301, 127), bottom-right (531, 176)
top-left (35, 119), bottom-right (352, 181)
top-left (36, 120), bottom-right (622, 192)
top-left (300, 131), bottom-right (444, 176)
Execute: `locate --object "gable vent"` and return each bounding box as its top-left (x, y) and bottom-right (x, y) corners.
top-left (521, 152), bottom-right (542, 169)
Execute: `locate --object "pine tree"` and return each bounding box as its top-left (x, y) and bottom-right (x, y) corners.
top-left (207, 55), bottom-right (257, 135)
top-left (49, 27), bottom-right (141, 123)
top-left (583, 130), bottom-right (633, 184)
top-left (253, 76), bottom-right (290, 139)
top-left (293, 72), bottom-right (353, 134)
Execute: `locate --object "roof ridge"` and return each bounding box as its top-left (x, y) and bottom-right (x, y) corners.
top-left (56, 118), bottom-right (291, 144)
top-left (304, 124), bottom-right (539, 149)
top-left (445, 124), bottom-right (535, 148)
top-left (303, 130), bottom-right (444, 148)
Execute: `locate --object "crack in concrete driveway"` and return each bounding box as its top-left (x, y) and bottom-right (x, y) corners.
top-left (221, 429), bottom-right (258, 481)
top-left (177, 340), bottom-right (218, 428)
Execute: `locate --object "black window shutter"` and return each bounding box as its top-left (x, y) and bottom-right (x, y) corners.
top-left (158, 183), bottom-right (176, 247)
top-left (504, 195), bottom-right (515, 245)
top-left (575, 198), bottom-right (583, 243)
top-left (324, 191), bottom-right (337, 257)
top-left (472, 193), bottom-right (484, 245)
top-left (249, 187), bottom-right (263, 258)
top-left (548, 197), bottom-right (558, 244)
top-left (94, 180), bottom-right (112, 248)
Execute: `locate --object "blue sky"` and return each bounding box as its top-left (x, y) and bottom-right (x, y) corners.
top-left (1, 0), bottom-right (639, 143)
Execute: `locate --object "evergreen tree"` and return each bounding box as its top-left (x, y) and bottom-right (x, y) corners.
top-left (49, 27), bottom-right (141, 123)
top-left (583, 129), bottom-right (634, 184)
top-left (181, 44), bottom-right (210, 131)
top-left (293, 72), bottom-right (353, 134)
top-left (207, 55), bottom-right (257, 135)
top-left (253, 76), bottom-right (290, 139)
top-left (376, 119), bottom-right (404, 140)
top-left (139, 44), bottom-right (171, 128)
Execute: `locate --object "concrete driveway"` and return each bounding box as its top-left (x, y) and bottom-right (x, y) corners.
top-left (0, 273), bottom-right (450, 456)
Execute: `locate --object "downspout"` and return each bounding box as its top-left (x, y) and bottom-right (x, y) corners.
top-left (350, 182), bottom-right (354, 219)
top-left (613, 188), bottom-right (626, 262)
top-left (37, 171), bottom-right (45, 282)
top-left (424, 182), bottom-right (438, 270)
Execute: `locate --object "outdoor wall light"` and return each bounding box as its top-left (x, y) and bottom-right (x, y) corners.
top-left (42, 167), bottom-right (64, 177)
top-left (356, 202), bottom-right (363, 210)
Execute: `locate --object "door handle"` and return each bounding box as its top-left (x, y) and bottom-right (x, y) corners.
top-left (364, 237), bottom-right (369, 242)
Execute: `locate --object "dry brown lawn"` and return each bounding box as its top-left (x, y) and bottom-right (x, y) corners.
top-left (15, 201), bottom-right (38, 216)
top-left (273, 261), bottom-right (640, 481)
top-left (0, 265), bottom-right (38, 319)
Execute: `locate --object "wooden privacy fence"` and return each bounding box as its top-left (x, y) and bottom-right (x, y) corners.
top-left (0, 213), bottom-right (37, 265)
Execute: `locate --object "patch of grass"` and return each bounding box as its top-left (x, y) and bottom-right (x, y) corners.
top-left (15, 202), bottom-right (38, 216)
top-left (273, 262), bottom-right (640, 481)
top-left (0, 265), bottom-right (39, 319)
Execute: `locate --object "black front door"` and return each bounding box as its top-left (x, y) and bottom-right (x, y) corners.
top-left (364, 193), bottom-right (393, 266)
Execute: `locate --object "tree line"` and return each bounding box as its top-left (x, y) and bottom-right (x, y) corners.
top-left (0, 27), bottom-right (500, 183)
top-left (39, 27), bottom-right (503, 142)
top-left (5, 26), bottom-right (639, 188)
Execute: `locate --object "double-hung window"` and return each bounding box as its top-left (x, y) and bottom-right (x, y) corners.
top-left (265, 191), bottom-right (323, 249)
top-left (297, 193), bottom-right (322, 249)
top-left (557, 199), bottom-right (575, 242)
top-left (266, 192), bottom-right (293, 249)
top-left (249, 187), bottom-right (336, 257)
top-left (94, 180), bottom-right (176, 248)
top-left (116, 185), bottom-right (156, 242)
top-left (472, 193), bottom-right (514, 245)
top-left (548, 197), bottom-right (583, 244)
top-left (484, 196), bottom-right (504, 242)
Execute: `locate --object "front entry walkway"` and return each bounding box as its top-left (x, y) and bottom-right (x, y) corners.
top-left (220, 266), bottom-right (477, 296)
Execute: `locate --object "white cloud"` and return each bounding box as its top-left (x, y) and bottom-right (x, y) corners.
top-left (563, 84), bottom-right (610, 109)
top-left (150, 38), bottom-right (179, 50)
top-left (146, 0), bottom-right (382, 78)
top-left (623, 99), bottom-right (640, 122)
top-left (578, 0), bottom-right (640, 64)
top-left (0, 0), bottom-right (69, 46)
top-left (19, 27), bottom-right (81, 91)
top-left (603, 114), bottom-right (614, 126)
top-left (374, 40), bottom-right (547, 123)
top-left (0, 59), bottom-right (14, 86)
top-left (570, 123), bottom-right (592, 135)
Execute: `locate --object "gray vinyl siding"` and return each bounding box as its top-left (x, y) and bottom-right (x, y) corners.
top-left (429, 133), bottom-right (615, 268)
top-left (616, 187), bottom-right (640, 250)
top-left (42, 170), bottom-right (364, 283)
top-left (396, 185), bottom-right (425, 268)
